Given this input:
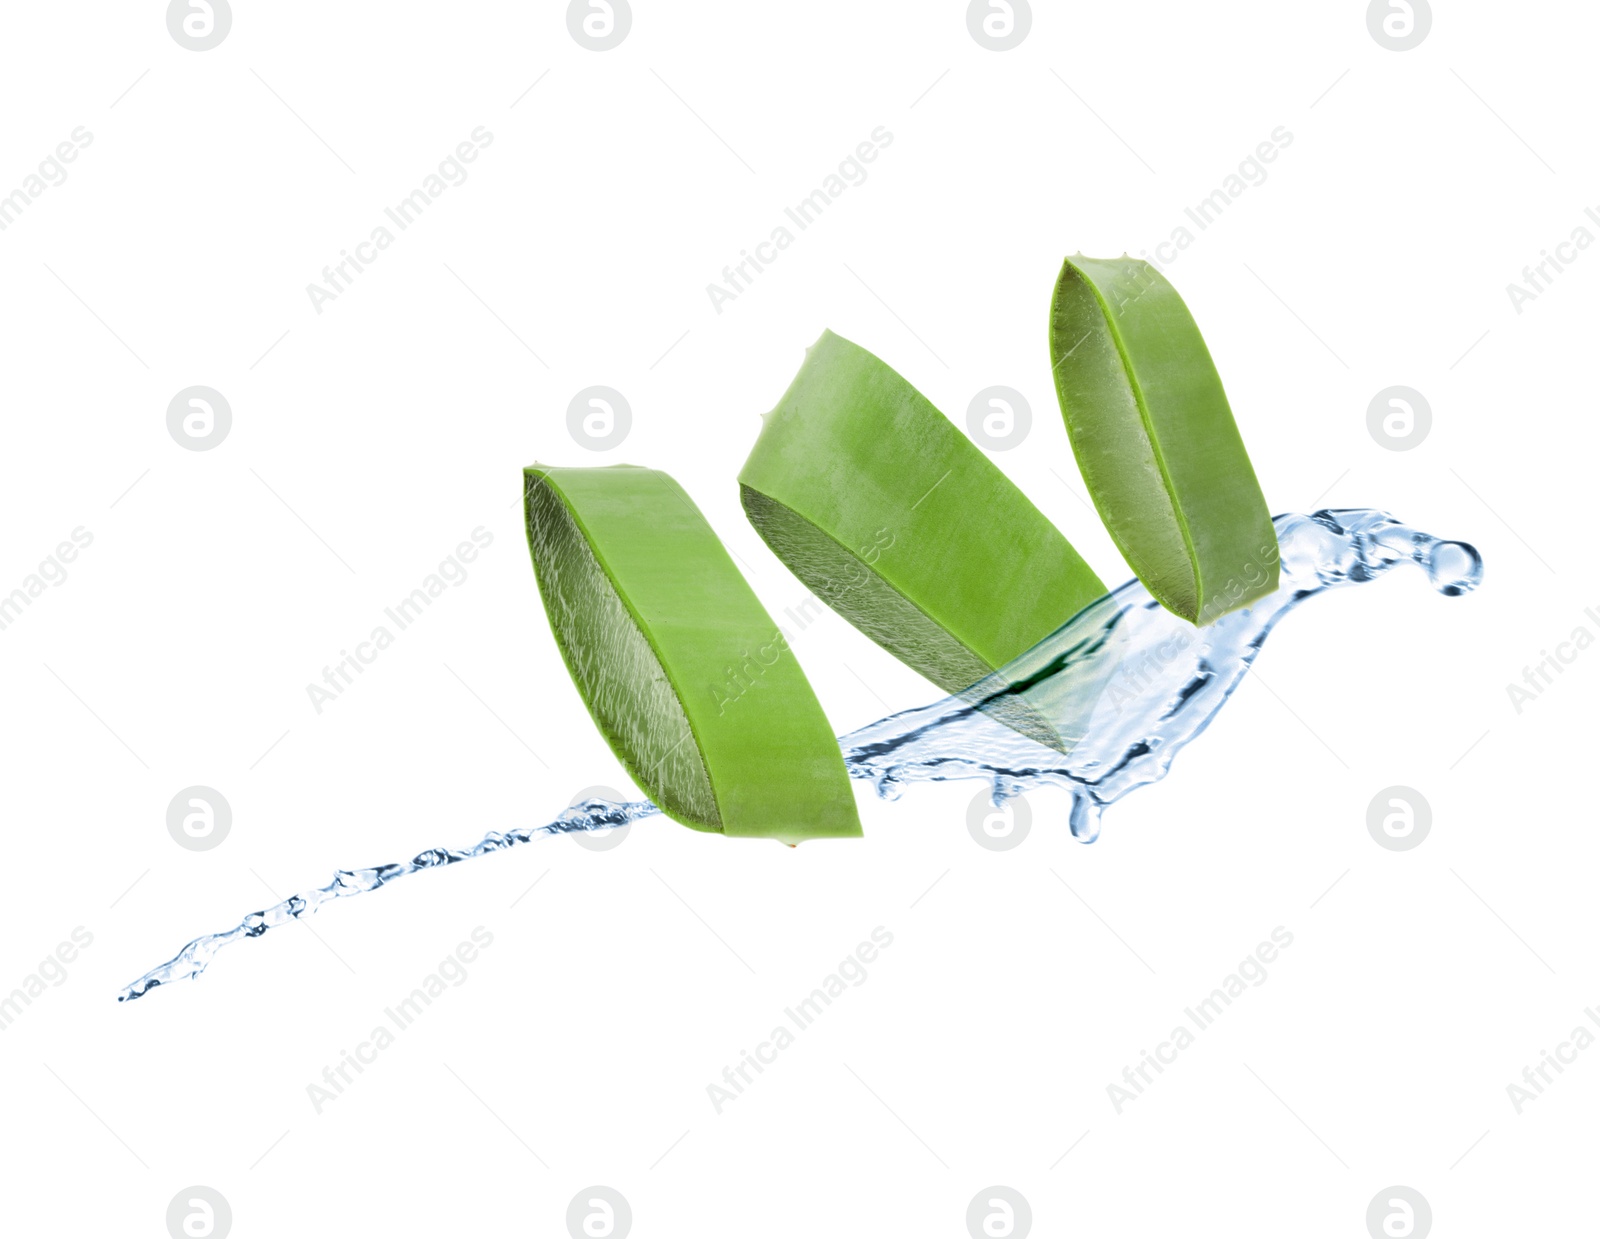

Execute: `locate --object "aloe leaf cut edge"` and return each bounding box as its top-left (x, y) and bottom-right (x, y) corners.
top-left (739, 330), bottom-right (1107, 707)
top-left (523, 464), bottom-right (860, 845)
top-left (1049, 255), bottom-right (1278, 623)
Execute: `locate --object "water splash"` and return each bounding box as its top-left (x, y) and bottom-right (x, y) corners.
top-left (839, 508), bottom-right (1481, 842)
top-left (117, 509), bottom-right (1479, 1002)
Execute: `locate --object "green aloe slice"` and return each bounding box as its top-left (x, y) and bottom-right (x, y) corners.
top-left (1049, 255), bottom-right (1278, 623)
top-left (738, 330), bottom-right (1106, 742)
top-left (523, 464), bottom-right (860, 844)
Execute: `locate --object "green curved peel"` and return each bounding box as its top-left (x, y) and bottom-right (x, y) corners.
top-left (523, 464), bottom-right (860, 845)
top-left (737, 330), bottom-right (1106, 742)
top-left (1049, 255), bottom-right (1278, 623)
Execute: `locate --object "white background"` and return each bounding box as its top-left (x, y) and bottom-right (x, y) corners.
top-left (1, 1), bottom-right (1594, 1235)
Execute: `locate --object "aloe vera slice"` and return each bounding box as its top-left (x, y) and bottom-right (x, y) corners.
top-left (738, 330), bottom-right (1106, 705)
top-left (523, 464), bottom-right (860, 844)
top-left (1049, 255), bottom-right (1278, 623)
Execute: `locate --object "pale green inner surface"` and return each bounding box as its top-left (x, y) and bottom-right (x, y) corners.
top-left (742, 484), bottom-right (1068, 753)
top-left (526, 478), bottom-right (721, 829)
top-left (1052, 266), bottom-right (1197, 618)
top-left (741, 485), bottom-right (990, 692)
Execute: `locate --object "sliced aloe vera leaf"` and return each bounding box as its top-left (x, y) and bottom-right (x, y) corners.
top-left (523, 464), bottom-right (860, 844)
top-left (737, 330), bottom-right (1106, 747)
top-left (1049, 255), bottom-right (1278, 624)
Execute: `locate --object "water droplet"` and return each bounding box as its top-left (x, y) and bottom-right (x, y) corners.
top-left (1068, 794), bottom-right (1101, 843)
top-left (1425, 540), bottom-right (1483, 596)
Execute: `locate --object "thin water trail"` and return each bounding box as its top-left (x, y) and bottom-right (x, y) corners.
top-left (115, 799), bottom-right (661, 1002)
top-left (117, 509), bottom-right (1480, 1003)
